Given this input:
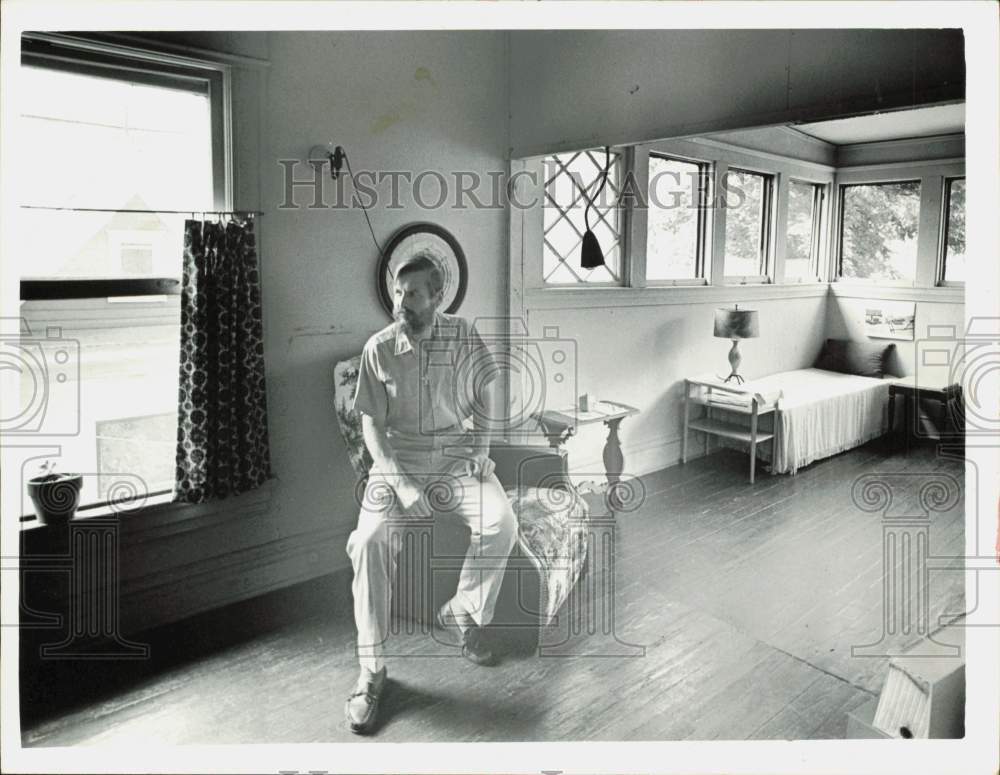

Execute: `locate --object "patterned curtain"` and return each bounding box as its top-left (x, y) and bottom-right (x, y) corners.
top-left (174, 216), bottom-right (272, 504)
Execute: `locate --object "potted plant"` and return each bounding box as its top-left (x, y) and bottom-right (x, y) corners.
top-left (26, 461), bottom-right (83, 525)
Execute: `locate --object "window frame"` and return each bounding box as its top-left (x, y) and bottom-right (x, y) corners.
top-left (644, 151), bottom-right (712, 287)
top-left (937, 175), bottom-right (966, 287)
top-left (782, 178), bottom-right (826, 284)
top-left (721, 166), bottom-right (776, 285)
top-left (541, 146), bottom-right (628, 287)
top-left (18, 32), bottom-right (232, 302)
top-left (15, 34), bottom-right (233, 516)
top-left (518, 136), bottom-right (959, 301)
top-left (834, 178), bottom-right (923, 286)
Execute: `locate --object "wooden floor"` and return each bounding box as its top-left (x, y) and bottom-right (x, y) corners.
top-left (21, 440), bottom-right (966, 744)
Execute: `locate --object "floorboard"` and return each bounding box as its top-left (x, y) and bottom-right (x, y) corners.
top-left (21, 440), bottom-right (966, 744)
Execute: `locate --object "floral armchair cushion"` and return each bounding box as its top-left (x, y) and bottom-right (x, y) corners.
top-left (333, 356), bottom-right (373, 478)
top-left (333, 356), bottom-right (589, 623)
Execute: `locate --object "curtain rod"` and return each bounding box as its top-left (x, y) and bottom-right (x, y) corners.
top-left (20, 205), bottom-right (264, 216)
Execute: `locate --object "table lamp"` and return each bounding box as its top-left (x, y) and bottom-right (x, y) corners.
top-left (714, 305), bottom-right (759, 384)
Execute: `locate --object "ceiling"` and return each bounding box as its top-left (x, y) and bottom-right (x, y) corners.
top-left (792, 103), bottom-right (965, 145)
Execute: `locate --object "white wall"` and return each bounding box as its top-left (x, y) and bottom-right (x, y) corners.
top-left (525, 292), bottom-right (829, 480)
top-left (826, 289), bottom-right (966, 381)
top-left (260, 31), bottom-right (509, 576)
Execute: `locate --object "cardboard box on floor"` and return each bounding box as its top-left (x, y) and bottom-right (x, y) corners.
top-left (846, 621), bottom-right (965, 739)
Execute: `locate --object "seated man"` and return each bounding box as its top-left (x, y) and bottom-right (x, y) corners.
top-left (345, 253), bottom-right (517, 735)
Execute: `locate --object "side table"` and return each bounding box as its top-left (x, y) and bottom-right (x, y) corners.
top-left (887, 377), bottom-right (963, 449)
top-left (533, 400), bottom-right (640, 509)
top-left (682, 377), bottom-right (778, 484)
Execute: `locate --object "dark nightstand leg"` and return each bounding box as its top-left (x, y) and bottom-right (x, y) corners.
top-left (888, 392), bottom-right (896, 449)
top-left (904, 393), bottom-right (912, 454)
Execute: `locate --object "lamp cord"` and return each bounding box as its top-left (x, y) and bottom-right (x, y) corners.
top-left (341, 150), bottom-right (385, 257)
top-left (584, 145), bottom-right (613, 233)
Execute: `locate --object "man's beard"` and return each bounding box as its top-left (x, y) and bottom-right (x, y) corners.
top-left (395, 306), bottom-right (434, 334)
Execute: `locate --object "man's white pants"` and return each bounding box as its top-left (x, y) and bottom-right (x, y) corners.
top-left (346, 470), bottom-right (518, 672)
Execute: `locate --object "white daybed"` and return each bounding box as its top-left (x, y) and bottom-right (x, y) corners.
top-left (739, 367), bottom-right (898, 475)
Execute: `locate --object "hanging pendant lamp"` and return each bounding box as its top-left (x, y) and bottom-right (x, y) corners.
top-left (581, 146), bottom-right (613, 269)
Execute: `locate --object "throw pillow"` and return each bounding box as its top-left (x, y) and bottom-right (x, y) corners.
top-left (814, 338), bottom-right (895, 378)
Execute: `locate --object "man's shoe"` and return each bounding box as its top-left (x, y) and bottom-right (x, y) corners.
top-left (435, 602), bottom-right (497, 666)
top-left (345, 666), bottom-right (387, 735)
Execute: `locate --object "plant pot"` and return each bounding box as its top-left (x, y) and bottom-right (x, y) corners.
top-left (27, 473), bottom-right (83, 525)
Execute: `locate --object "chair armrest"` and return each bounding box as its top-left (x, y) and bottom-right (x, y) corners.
top-left (489, 442), bottom-right (569, 491)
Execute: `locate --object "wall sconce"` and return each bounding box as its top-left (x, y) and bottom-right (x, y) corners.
top-left (308, 143), bottom-right (346, 179)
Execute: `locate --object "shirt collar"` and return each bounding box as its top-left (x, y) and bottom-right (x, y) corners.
top-left (394, 311), bottom-right (442, 356)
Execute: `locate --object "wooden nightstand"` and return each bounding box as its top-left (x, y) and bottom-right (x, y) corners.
top-left (887, 377), bottom-right (963, 449)
top-left (682, 377), bottom-right (779, 484)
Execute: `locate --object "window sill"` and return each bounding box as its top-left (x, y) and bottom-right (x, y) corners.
top-left (830, 283), bottom-right (964, 304)
top-left (524, 282), bottom-right (829, 309)
top-left (19, 478), bottom-right (276, 541)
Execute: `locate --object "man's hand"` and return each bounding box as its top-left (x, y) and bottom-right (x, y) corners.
top-left (465, 454), bottom-right (495, 480)
top-left (393, 476), bottom-right (426, 510)
top-left (367, 469), bottom-right (425, 512)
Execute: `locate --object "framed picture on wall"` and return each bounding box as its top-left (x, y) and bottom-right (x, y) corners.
top-left (864, 301), bottom-right (916, 340)
top-left (376, 222), bottom-right (467, 319)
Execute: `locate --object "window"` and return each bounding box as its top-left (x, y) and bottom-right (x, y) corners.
top-left (723, 169), bottom-right (773, 281)
top-left (542, 149), bottom-right (623, 284)
top-left (785, 180), bottom-right (824, 281)
top-left (646, 155), bottom-right (710, 283)
top-left (15, 35), bottom-right (228, 511)
top-left (941, 177), bottom-right (966, 284)
top-left (839, 181), bottom-right (921, 282)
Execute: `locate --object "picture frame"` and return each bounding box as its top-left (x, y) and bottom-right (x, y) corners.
top-left (376, 222), bottom-right (468, 318)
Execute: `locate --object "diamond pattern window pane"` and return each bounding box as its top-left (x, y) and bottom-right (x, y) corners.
top-left (543, 150), bottom-right (623, 284)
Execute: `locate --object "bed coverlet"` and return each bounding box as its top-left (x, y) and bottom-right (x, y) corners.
top-left (743, 368), bottom-right (896, 474)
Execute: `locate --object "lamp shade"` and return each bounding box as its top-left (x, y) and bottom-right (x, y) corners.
top-left (714, 307), bottom-right (759, 340)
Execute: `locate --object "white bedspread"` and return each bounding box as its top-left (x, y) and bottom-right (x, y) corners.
top-left (741, 368), bottom-right (896, 474)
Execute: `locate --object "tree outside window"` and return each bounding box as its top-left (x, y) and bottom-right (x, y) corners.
top-left (840, 181), bottom-right (921, 282)
top-left (723, 169), bottom-right (772, 279)
top-left (646, 156), bottom-right (708, 281)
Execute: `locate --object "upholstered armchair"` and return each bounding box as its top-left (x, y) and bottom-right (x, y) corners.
top-left (333, 355), bottom-right (590, 651)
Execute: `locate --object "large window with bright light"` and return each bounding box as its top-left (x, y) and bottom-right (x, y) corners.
top-left (723, 168), bottom-right (774, 281)
top-left (838, 181), bottom-right (921, 282)
top-left (646, 155), bottom-right (710, 283)
top-left (15, 35), bottom-right (227, 511)
top-left (785, 180), bottom-right (824, 281)
top-left (542, 149), bottom-right (623, 284)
